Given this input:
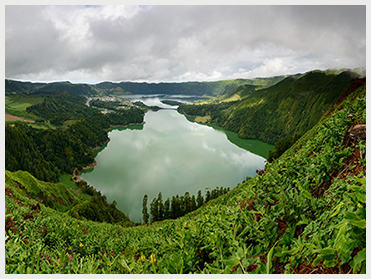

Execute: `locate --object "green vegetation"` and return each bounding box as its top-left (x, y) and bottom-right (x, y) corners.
top-left (178, 70), bottom-right (359, 144)
top-left (5, 170), bottom-right (134, 226)
top-left (6, 170), bottom-right (78, 212)
top-left (5, 80), bottom-right (366, 274)
top-left (90, 99), bottom-right (123, 110)
top-left (160, 100), bottom-right (184, 106)
top-left (5, 94), bottom-right (45, 121)
top-left (267, 133), bottom-right (302, 162)
top-left (133, 101), bottom-right (162, 111)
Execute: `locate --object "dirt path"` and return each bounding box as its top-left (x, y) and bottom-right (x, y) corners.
top-left (5, 113), bottom-right (35, 123)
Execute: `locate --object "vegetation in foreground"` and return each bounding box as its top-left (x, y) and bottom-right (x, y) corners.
top-left (5, 83), bottom-right (366, 274)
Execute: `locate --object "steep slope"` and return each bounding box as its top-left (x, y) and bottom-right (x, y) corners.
top-left (179, 70), bottom-right (359, 144)
top-left (5, 82), bottom-right (365, 274)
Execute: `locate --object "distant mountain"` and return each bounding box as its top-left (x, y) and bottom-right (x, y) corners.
top-left (5, 76), bottom-right (289, 97)
top-left (5, 80), bottom-right (102, 96)
top-left (95, 77), bottom-right (288, 97)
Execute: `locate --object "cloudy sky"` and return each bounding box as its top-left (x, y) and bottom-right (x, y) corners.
top-left (5, 4), bottom-right (366, 83)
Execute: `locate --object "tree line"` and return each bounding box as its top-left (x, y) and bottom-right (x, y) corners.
top-left (142, 187), bottom-right (230, 223)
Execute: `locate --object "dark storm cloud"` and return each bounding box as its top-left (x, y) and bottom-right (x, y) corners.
top-left (5, 5), bottom-right (366, 83)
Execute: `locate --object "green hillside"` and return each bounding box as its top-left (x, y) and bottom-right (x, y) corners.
top-left (5, 83), bottom-right (366, 274)
top-left (178, 70), bottom-right (360, 144)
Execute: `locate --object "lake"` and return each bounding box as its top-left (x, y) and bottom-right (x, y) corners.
top-left (81, 96), bottom-right (273, 222)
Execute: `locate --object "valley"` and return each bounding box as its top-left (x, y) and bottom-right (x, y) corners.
top-left (4, 70), bottom-right (366, 274)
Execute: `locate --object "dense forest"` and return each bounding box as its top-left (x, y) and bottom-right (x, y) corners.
top-left (143, 187), bottom-right (230, 223)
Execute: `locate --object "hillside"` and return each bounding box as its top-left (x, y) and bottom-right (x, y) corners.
top-left (178, 70), bottom-right (360, 144)
top-left (5, 82), bottom-right (366, 274)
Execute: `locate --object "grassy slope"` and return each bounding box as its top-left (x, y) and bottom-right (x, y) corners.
top-left (5, 94), bottom-right (45, 121)
top-left (5, 84), bottom-right (365, 274)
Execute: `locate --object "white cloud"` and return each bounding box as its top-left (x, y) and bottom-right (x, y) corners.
top-left (232, 58), bottom-right (299, 79)
top-left (179, 71), bottom-right (224, 81)
top-left (5, 5), bottom-right (366, 83)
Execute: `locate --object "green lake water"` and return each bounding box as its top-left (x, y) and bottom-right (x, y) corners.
top-left (82, 109), bottom-right (273, 222)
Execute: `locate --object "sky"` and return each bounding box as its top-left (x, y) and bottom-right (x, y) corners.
top-left (4, 4), bottom-right (366, 84)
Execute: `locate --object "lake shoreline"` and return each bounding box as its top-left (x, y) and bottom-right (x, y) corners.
top-left (178, 111), bottom-right (273, 159)
top-left (71, 121), bottom-right (146, 183)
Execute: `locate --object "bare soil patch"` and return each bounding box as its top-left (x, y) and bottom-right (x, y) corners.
top-left (5, 113), bottom-right (34, 123)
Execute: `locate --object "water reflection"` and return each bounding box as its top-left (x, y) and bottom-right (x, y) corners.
top-left (82, 110), bottom-right (268, 222)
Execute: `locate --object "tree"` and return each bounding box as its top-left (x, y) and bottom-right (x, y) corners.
top-left (205, 190), bottom-right (211, 203)
top-left (191, 195), bottom-right (197, 211)
top-left (196, 190), bottom-right (204, 208)
top-left (184, 192), bottom-right (191, 214)
top-left (157, 192), bottom-right (164, 221)
top-left (164, 198), bottom-right (170, 220)
top-left (142, 194), bottom-right (149, 224)
top-left (179, 195), bottom-right (185, 216)
top-left (150, 197), bottom-right (158, 223)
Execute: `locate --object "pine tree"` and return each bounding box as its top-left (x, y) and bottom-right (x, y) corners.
top-left (171, 195), bottom-right (177, 219)
top-left (179, 195), bottom-right (185, 216)
top-left (164, 198), bottom-right (170, 220)
top-left (191, 195), bottom-right (197, 211)
top-left (196, 190), bottom-right (204, 208)
top-left (184, 192), bottom-right (191, 214)
top-left (142, 194), bottom-right (149, 224)
top-left (157, 192), bottom-right (164, 221)
top-left (150, 197), bottom-right (158, 223)
top-left (205, 190), bottom-right (211, 203)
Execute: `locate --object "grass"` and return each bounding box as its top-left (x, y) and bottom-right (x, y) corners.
top-left (59, 174), bottom-right (91, 201)
top-left (5, 95), bottom-right (44, 111)
top-left (194, 115), bottom-right (211, 123)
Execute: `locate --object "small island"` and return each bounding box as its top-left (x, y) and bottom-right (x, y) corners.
top-left (160, 100), bottom-right (184, 106)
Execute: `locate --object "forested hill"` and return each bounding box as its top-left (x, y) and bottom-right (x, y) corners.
top-left (5, 78), bottom-right (366, 274)
top-left (178, 70), bottom-right (361, 144)
top-left (5, 76), bottom-right (288, 97)
top-left (5, 91), bottom-right (145, 182)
